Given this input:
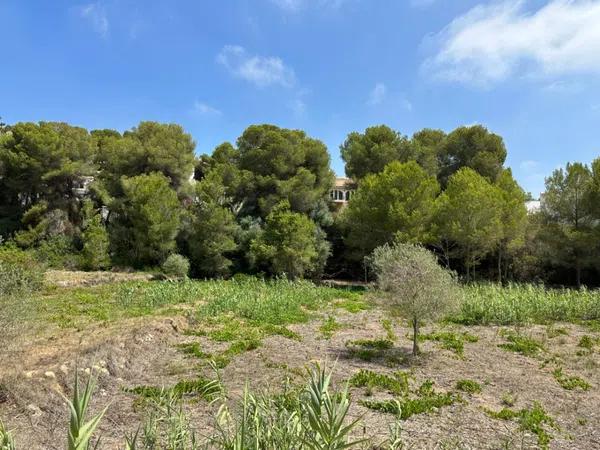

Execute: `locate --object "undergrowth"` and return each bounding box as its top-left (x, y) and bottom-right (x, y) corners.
top-left (485, 402), bottom-right (556, 449)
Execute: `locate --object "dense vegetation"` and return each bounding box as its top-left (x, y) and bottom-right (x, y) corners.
top-left (1, 119), bottom-right (600, 286)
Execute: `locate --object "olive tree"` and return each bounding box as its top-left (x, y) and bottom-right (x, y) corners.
top-left (371, 242), bottom-right (460, 356)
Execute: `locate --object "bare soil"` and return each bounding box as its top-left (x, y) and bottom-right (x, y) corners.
top-left (1, 304), bottom-right (599, 449)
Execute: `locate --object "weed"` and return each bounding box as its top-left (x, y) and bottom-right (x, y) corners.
top-left (361, 392), bottom-right (458, 420)
top-left (177, 342), bottom-right (212, 359)
top-left (455, 379), bottom-right (482, 394)
top-left (578, 335), bottom-right (598, 351)
top-left (501, 392), bottom-right (517, 407)
top-left (334, 296), bottom-right (371, 313)
top-left (127, 376), bottom-right (221, 401)
top-left (349, 370), bottom-right (411, 395)
top-left (381, 319), bottom-right (397, 341)
top-left (319, 315), bottom-right (344, 339)
top-left (546, 325), bottom-right (569, 338)
top-left (485, 402), bottom-right (556, 449)
top-left (419, 331), bottom-right (478, 357)
top-left (345, 338), bottom-right (394, 361)
top-left (498, 330), bottom-right (545, 357)
top-left (552, 367), bottom-right (590, 391)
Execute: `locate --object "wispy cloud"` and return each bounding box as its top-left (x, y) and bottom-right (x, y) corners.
top-left (217, 45), bottom-right (295, 88)
top-left (79, 2), bottom-right (109, 38)
top-left (426, 0), bottom-right (600, 86)
top-left (193, 101), bottom-right (222, 116)
top-left (367, 82), bottom-right (387, 106)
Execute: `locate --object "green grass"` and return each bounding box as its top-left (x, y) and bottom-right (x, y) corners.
top-left (319, 315), bottom-right (344, 339)
top-left (453, 283), bottom-right (600, 325)
top-left (349, 369), bottom-right (411, 395)
top-left (485, 402), bottom-right (556, 449)
top-left (578, 335), bottom-right (598, 351)
top-left (455, 379), bottom-right (482, 394)
top-left (345, 338), bottom-right (395, 361)
top-left (360, 392), bottom-right (458, 420)
top-left (552, 367), bottom-right (590, 391)
top-left (419, 331), bottom-right (478, 357)
top-left (381, 319), bottom-right (396, 341)
top-left (333, 296), bottom-right (372, 313)
top-left (126, 376), bottom-right (220, 401)
top-left (498, 330), bottom-right (545, 357)
top-left (35, 277), bottom-right (361, 329)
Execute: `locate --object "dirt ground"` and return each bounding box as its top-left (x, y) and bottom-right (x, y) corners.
top-left (1, 303), bottom-right (599, 449)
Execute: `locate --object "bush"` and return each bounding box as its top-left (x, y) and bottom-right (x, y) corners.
top-left (371, 242), bottom-right (460, 356)
top-left (161, 254), bottom-right (190, 279)
top-left (0, 246), bottom-right (44, 296)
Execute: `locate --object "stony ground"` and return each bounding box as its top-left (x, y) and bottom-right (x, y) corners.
top-left (1, 287), bottom-right (599, 449)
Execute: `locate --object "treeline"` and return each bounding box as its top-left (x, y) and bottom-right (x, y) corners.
top-left (0, 119), bottom-right (598, 286)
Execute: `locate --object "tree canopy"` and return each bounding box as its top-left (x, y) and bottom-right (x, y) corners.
top-left (340, 125), bottom-right (413, 180)
top-left (342, 161), bottom-right (439, 258)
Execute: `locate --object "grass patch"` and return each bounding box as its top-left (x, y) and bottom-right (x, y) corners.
top-left (498, 330), bottom-right (545, 357)
top-left (546, 325), bottom-right (569, 338)
top-left (319, 315), bottom-right (344, 339)
top-left (126, 376), bottom-right (220, 401)
top-left (349, 369), bottom-right (411, 396)
top-left (36, 277), bottom-right (361, 329)
top-left (419, 331), bottom-right (478, 357)
top-left (552, 367), bottom-right (590, 391)
top-left (452, 283), bottom-right (600, 326)
top-left (578, 335), bottom-right (598, 351)
top-left (333, 296), bottom-right (371, 313)
top-left (485, 402), bottom-right (556, 449)
top-left (455, 379), bottom-right (482, 394)
top-left (381, 319), bottom-right (396, 341)
top-left (345, 338), bottom-right (395, 361)
top-left (360, 392), bottom-right (458, 420)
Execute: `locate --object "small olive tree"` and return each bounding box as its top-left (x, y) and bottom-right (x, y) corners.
top-left (371, 242), bottom-right (460, 356)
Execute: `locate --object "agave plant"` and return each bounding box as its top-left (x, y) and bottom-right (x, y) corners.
top-left (301, 364), bottom-right (365, 450)
top-left (65, 371), bottom-right (108, 450)
top-left (0, 420), bottom-right (16, 450)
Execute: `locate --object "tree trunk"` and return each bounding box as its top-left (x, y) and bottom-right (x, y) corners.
top-left (497, 250), bottom-right (502, 284)
top-left (412, 318), bottom-right (419, 356)
top-left (576, 259), bottom-right (582, 290)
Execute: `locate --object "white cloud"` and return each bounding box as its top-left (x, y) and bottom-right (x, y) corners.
top-left (426, 0), bottom-right (600, 86)
top-left (367, 82), bottom-right (387, 106)
top-left (79, 2), bottom-right (109, 38)
top-left (193, 101), bottom-right (222, 116)
top-left (217, 45), bottom-right (295, 88)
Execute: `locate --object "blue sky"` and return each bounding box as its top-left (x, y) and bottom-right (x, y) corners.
top-left (2, 0), bottom-right (600, 196)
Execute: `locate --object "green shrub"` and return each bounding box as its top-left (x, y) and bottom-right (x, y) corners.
top-left (0, 247), bottom-right (44, 296)
top-left (161, 254), bottom-right (190, 279)
top-left (35, 235), bottom-right (80, 269)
